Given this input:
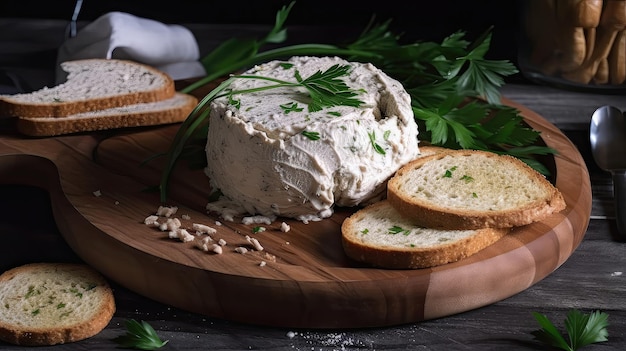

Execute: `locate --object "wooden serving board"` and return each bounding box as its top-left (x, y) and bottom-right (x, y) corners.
top-left (0, 98), bottom-right (591, 329)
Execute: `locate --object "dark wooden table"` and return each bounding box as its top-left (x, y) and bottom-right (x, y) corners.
top-left (1, 18), bottom-right (625, 351)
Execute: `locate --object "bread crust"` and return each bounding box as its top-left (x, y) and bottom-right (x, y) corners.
top-left (0, 59), bottom-right (176, 118)
top-left (341, 201), bottom-right (510, 269)
top-left (0, 263), bottom-right (115, 346)
top-left (387, 150), bottom-right (566, 230)
top-left (16, 93), bottom-right (198, 137)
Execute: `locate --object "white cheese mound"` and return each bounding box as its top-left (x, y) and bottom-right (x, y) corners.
top-left (205, 56), bottom-right (419, 221)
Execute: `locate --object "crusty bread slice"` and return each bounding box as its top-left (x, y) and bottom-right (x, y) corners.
top-left (0, 59), bottom-right (176, 118)
top-left (341, 200), bottom-right (509, 269)
top-left (0, 263), bottom-right (115, 346)
top-left (387, 149), bottom-right (566, 230)
top-left (16, 92), bottom-right (197, 137)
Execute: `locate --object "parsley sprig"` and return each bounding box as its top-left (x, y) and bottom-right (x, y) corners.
top-left (158, 1), bottom-right (557, 201)
top-left (112, 319), bottom-right (169, 350)
top-left (531, 310), bottom-right (609, 351)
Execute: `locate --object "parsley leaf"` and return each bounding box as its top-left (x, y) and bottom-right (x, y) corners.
top-left (301, 130), bottom-right (321, 140)
top-left (295, 64), bottom-right (364, 112)
top-left (368, 131), bottom-right (386, 155)
top-left (280, 101), bottom-right (303, 114)
top-left (531, 310), bottom-right (609, 351)
top-left (388, 225), bottom-right (409, 235)
top-left (112, 319), bottom-right (169, 350)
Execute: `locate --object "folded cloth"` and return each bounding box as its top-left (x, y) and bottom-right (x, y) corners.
top-left (56, 11), bottom-right (206, 83)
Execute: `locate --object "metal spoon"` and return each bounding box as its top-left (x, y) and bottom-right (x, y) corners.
top-left (590, 105), bottom-right (626, 239)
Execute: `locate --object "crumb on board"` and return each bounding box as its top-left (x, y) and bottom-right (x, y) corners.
top-left (143, 205), bottom-right (284, 260)
top-left (157, 205), bottom-right (178, 218)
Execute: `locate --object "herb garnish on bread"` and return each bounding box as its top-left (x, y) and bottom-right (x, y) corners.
top-left (387, 149), bottom-right (566, 230)
top-left (0, 263), bottom-right (115, 346)
top-left (341, 200), bottom-right (510, 269)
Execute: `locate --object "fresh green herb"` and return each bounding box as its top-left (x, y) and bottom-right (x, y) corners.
top-left (301, 130), bottom-right (320, 140)
top-left (31, 308), bottom-right (40, 316)
top-left (157, 1), bottom-right (556, 201)
top-left (368, 131), bottom-right (386, 155)
top-left (296, 64), bottom-right (364, 112)
top-left (443, 166), bottom-right (457, 178)
top-left (531, 310), bottom-right (609, 351)
top-left (228, 94), bottom-right (241, 109)
top-left (388, 225), bottom-right (409, 235)
top-left (280, 101), bottom-right (304, 114)
top-left (472, 192), bottom-right (478, 198)
top-left (25, 285), bottom-right (37, 298)
top-left (383, 130), bottom-right (391, 140)
top-left (112, 319), bottom-right (169, 350)
top-left (279, 62), bottom-right (294, 69)
top-left (69, 287), bottom-right (83, 298)
top-left (327, 111), bottom-right (341, 117)
top-left (57, 302), bottom-right (66, 309)
top-left (460, 175), bottom-right (474, 182)
top-left (253, 226), bottom-right (266, 233)
top-left (361, 228), bottom-right (369, 235)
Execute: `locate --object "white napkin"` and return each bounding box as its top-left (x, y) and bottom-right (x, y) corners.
top-left (56, 11), bottom-right (206, 83)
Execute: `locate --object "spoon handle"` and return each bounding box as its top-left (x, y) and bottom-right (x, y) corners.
top-left (613, 171), bottom-right (626, 240)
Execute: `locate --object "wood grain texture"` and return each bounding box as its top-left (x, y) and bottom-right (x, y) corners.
top-left (0, 100), bottom-right (591, 328)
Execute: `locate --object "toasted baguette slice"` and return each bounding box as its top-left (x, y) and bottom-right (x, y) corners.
top-left (0, 59), bottom-right (176, 118)
top-left (341, 201), bottom-right (509, 269)
top-left (16, 92), bottom-right (197, 137)
top-left (387, 149), bottom-right (566, 230)
top-left (0, 263), bottom-right (115, 346)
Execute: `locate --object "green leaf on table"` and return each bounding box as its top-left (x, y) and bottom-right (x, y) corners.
top-left (112, 319), bottom-right (169, 350)
top-left (531, 310), bottom-right (609, 351)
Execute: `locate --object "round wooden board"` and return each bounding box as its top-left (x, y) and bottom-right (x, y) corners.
top-left (0, 98), bottom-right (591, 328)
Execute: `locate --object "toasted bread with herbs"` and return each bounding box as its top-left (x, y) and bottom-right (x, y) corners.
top-left (341, 200), bottom-right (509, 269)
top-left (387, 149), bottom-right (566, 230)
top-left (0, 263), bottom-right (115, 346)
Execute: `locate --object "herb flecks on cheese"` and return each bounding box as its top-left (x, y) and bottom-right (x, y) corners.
top-left (205, 56), bottom-right (419, 222)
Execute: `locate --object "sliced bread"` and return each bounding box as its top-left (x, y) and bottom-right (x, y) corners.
top-left (0, 59), bottom-right (176, 118)
top-left (16, 92), bottom-right (198, 137)
top-left (0, 263), bottom-right (115, 346)
top-left (341, 200), bottom-right (510, 269)
top-left (387, 149), bottom-right (566, 230)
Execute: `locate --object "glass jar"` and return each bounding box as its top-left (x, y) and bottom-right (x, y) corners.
top-left (518, 0), bottom-right (626, 92)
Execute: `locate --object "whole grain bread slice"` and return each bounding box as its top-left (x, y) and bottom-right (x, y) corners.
top-left (341, 200), bottom-right (509, 269)
top-left (387, 149), bottom-right (566, 230)
top-left (0, 59), bottom-right (176, 118)
top-left (0, 263), bottom-right (115, 346)
top-left (16, 92), bottom-right (198, 136)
